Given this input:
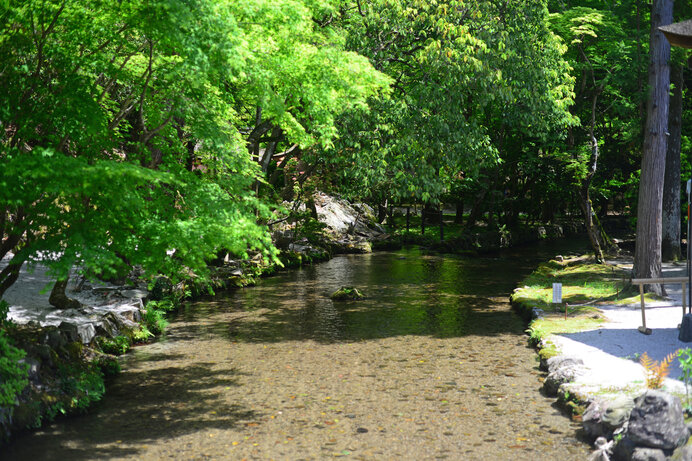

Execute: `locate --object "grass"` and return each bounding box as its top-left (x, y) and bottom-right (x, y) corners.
top-left (531, 315), bottom-right (605, 336)
top-left (516, 257), bottom-right (635, 311)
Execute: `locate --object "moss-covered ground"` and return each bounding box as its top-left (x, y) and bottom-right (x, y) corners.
top-left (512, 256), bottom-right (634, 349)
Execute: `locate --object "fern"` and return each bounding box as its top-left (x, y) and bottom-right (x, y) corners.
top-left (640, 351), bottom-right (676, 389)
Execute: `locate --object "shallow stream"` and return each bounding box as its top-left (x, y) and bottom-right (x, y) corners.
top-left (4, 241), bottom-right (593, 460)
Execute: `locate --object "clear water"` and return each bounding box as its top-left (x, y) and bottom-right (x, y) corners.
top-left (3, 240), bottom-right (594, 460)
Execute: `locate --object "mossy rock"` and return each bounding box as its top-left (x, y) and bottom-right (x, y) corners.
top-left (331, 287), bottom-right (365, 301)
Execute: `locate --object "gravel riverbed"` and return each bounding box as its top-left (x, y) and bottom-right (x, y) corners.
top-left (3, 250), bottom-right (592, 460)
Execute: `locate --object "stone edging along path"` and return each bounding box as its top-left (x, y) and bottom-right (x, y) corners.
top-left (511, 260), bottom-right (692, 461)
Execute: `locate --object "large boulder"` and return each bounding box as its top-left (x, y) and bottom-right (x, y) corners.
top-left (313, 192), bottom-right (384, 238)
top-left (583, 396), bottom-right (635, 439)
top-left (627, 390), bottom-right (688, 450)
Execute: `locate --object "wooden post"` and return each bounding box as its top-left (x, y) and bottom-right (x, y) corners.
top-left (638, 284), bottom-right (652, 334)
top-left (683, 281), bottom-right (688, 314)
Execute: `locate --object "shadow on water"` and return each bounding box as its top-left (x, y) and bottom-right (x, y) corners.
top-left (3, 356), bottom-right (257, 461)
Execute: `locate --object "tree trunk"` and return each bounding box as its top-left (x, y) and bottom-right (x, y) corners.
top-left (0, 261), bottom-right (22, 301)
top-left (578, 189), bottom-right (604, 263)
top-left (662, 63), bottom-right (683, 261)
top-left (49, 277), bottom-right (82, 310)
top-left (421, 207), bottom-right (426, 235)
top-left (633, 0), bottom-right (673, 295)
top-left (465, 188), bottom-right (488, 229)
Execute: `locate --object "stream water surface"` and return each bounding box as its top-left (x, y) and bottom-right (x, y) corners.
top-left (4, 241), bottom-right (594, 460)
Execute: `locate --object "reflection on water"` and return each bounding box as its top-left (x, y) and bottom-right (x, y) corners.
top-left (186, 239), bottom-right (590, 343)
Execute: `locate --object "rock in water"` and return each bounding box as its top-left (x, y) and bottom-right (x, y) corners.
top-left (331, 287), bottom-right (365, 301)
top-left (627, 390), bottom-right (689, 450)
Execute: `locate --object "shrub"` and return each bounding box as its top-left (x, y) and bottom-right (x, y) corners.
top-left (96, 356), bottom-right (121, 378)
top-left (96, 335), bottom-right (131, 356)
top-left (57, 362), bottom-right (105, 412)
top-left (143, 307), bottom-right (169, 335)
top-left (0, 329), bottom-right (29, 408)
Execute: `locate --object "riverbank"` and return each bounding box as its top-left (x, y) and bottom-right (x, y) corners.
top-left (512, 255), bottom-right (692, 459)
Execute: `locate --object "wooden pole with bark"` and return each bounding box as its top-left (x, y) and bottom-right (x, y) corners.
top-left (662, 63), bottom-right (683, 261)
top-left (633, 0), bottom-right (673, 295)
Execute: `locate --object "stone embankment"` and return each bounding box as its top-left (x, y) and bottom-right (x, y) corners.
top-left (512, 261), bottom-right (692, 461)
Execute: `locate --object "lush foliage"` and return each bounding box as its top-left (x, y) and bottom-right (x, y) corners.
top-left (678, 348), bottom-right (692, 411)
top-left (0, 0), bottom-right (388, 296)
top-left (0, 330), bottom-right (28, 408)
top-left (315, 0), bottom-right (576, 211)
top-left (96, 335), bottom-right (132, 356)
top-left (2, 0), bottom-right (688, 288)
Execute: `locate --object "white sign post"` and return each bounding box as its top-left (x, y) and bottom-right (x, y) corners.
top-left (553, 283), bottom-right (565, 318)
top-left (552, 283), bottom-right (562, 304)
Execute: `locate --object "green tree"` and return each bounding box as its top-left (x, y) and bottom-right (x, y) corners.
top-left (317, 0), bottom-right (574, 223)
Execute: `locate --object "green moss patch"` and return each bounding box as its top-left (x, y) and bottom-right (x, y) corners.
top-left (331, 287), bottom-right (365, 301)
top-left (515, 257), bottom-right (632, 313)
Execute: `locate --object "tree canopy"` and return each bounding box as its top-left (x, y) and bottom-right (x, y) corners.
top-left (1, 0), bottom-right (691, 296)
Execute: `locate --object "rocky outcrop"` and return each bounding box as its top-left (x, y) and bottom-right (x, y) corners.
top-left (606, 391), bottom-right (690, 460)
top-left (271, 192), bottom-right (387, 258)
top-left (313, 192), bottom-right (384, 239)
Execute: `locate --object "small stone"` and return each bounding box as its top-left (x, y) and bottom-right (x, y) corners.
top-left (18, 357), bottom-right (40, 383)
top-left (613, 435), bottom-right (636, 461)
top-left (631, 447), bottom-right (666, 461)
top-left (43, 326), bottom-right (67, 350)
top-left (58, 321), bottom-right (80, 343)
top-left (331, 287), bottom-right (365, 301)
top-left (670, 443), bottom-right (692, 461)
top-left (356, 428), bottom-right (368, 433)
top-left (602, 396), bottom-right (635, 430)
